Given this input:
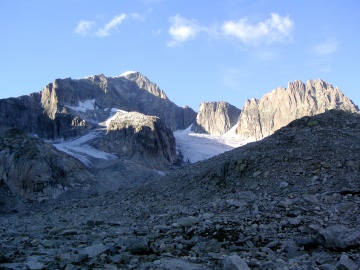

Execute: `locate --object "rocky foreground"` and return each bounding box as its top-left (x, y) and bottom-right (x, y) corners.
top-left (1, 110), bottom-right (360, 269)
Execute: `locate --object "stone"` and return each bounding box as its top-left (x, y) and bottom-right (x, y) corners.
top-left (317, 225), bottom-right (360, 250)
top-left (118, 237), bottom-right (149, 255)
top-left (335, 254), bottom-right (359, 270)
top-left (176, 216), bottom-right (200, 227)
top-left (223, 255), bottom-right (250, 270)
top-left (26, 261), bottom-right (45, 270)
top-left (80, 243), bottom-right (108, 258)
top-left (279, 182), bottom-right (289, 188)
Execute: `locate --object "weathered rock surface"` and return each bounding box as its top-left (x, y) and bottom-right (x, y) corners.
top-left (0, 126), bottom-right (91, 202)
top-left (236, 79), bottom-right (359, 141)
top-left (0, 96), bottom-right (91, 140)
top-left (0, 72), bottom-right (196, 140)
top-left (1, 109), bottom-right (360, 269)
top-left (40, 72), bottom-right (196, 132)
top-left (191, 101), bottom-right (241, 135)
top-left (92, 112), bottom-right (178, 168)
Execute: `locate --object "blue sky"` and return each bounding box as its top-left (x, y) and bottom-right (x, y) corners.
top-left (1, 0), bottom-right (359, 111)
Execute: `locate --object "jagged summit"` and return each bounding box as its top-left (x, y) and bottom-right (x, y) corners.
top-left (191, 101), bottom-right (241, 135)
top-left (236, 79), bottom-right (359, 141)
top-left (0, 72), bottom-right (196, 140)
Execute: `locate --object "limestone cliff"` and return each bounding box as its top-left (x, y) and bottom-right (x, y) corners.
top-left (0, 126), bottom-right (91, 201)
top-left (191, 101), bottom-right (241, 135)
top-left (91, 112), bottom-right (178, 168)
top-left (236, 79), bottom-right (359, 141)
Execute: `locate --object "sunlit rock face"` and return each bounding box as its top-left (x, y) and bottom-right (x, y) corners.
top-left (191, 101), bottom-right (241, 135)
top-left (236, 79), bottom-right (359, 141)
top-left (0, 72), bottom-right (196, 140)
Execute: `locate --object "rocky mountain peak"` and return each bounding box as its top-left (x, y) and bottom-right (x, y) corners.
top-left (0, 72), bottom-right (196, 140)
top-left (236, 79), bottom-right (359, 141)
top-left (119, 71), bottom-right (168, 99)
top-left (191, 101), bottom-right (241, 135)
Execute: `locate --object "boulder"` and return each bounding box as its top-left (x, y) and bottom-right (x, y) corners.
top-left (317, 225), bottom-right (360, 250)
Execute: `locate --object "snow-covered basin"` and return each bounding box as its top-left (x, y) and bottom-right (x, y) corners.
top-left (174, 124), bottom-right (246, 164)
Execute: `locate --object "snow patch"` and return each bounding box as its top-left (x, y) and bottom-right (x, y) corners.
top-left (53, 131), bottom-right (117, 166)
top-left (67, 99), bottom-right (96, 112)
top-left (98, 108), bottom-right (128, 127)
top-left (118, 71), bottom-right (138, 77)
top-left (174, 126), bottom-right (246, 164)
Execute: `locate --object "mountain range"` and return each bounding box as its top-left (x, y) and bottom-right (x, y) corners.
top-left (0, 71), bottom-right (360, 269)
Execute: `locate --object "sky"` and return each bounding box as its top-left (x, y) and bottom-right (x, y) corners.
top-left (1, 0), bottom-right (359, 111)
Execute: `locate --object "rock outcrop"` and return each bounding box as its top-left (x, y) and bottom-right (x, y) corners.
top-left (0, 126), bottom-right (91, 201)
top-left (92, 112), bottom-right (178, 168)
top-left (236, 79), bottom-right (359, 141)
top-left (191, 101), bottom-right (241, 135)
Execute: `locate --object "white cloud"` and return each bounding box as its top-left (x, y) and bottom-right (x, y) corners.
top-left (222, 13), bottom-right (293, 44)
top-left (166, 13), bottom-right (294, 47)
top-left (167, 15), bottom-right (201, 46)
top-left (75, 13), bottom-right (144, 38)
top-left (95, 14), bottom-right (128, 37)
top-left (74, 20), bottom-right (95, 36)
top-left (312, 40), bottom-right (338, 56)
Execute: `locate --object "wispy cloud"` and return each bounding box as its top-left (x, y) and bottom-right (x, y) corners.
top-left (75, 13), bottom-right (144, 38)
top-left (95, 14), bottom-right (127, 37)
top-left (167, 13), bottom-right (294, 47)
top-left (74, 20), bottom-right (95, 36)
top-left (167, 15), bottom-right (202, 46)
top-left (312, 40), bottom-right (338, 56)
top-left (222, 13), bottom-right (293, 44)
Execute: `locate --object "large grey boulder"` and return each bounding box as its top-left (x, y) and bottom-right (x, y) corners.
top-left (0, 126), bottom-right (91, 201)
top-left (191, 101), bottom-right (241, 135)
top-left (317, 225), bottom-right (360, 250)
top-left (92, 112), bottom-right (178, 168)
top-left (236, 79), bottom-right (359, 141)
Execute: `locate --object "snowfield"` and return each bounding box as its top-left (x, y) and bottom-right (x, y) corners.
top-left (66, 99), bottom-right (96, 112)
top-left (174, 125), bottom-right (246, 163)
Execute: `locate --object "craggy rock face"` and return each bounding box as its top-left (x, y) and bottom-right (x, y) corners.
top-left (191, 101), bottom-right (241, 135)
top-left (0, 126), bottom-right (91, 201)
top-left (92, 112), bottom-right (178, 168)
top-left (236, 79), bottom-right (359, 141)
top-left (39, 72), bottom-right (196, 133)
top-left (0, 72), bottom-right (196, 140)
